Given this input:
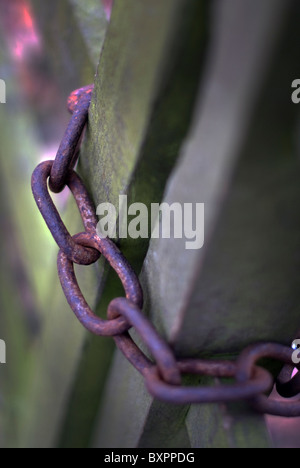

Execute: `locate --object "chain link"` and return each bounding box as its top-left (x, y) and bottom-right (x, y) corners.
top-left (49, 84), bottom-right (94, 194)
top-left (31, 85), bottom-right (300, 416)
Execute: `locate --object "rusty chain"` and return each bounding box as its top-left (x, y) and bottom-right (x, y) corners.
top-left (31, 85), bottom-right (300, 416)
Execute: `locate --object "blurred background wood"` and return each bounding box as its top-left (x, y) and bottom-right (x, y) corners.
top-left (0, 0), bottom-right (108, 448)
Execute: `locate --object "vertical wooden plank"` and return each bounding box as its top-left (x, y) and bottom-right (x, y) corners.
top-left (68, 0), bottom-right (108, 65)
top-left (81, 0), bottom-right (202, 209)
top-left (143, 0), bottom-right (295, 354)
top-left (141, 0), bottom-right (299, 448)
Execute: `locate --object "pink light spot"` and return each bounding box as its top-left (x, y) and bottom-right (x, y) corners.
top-left (14, 41), bottom-right (23, 59)
top-left (22, 6), bottom-right (34, 29)
top-left (102, 0), bottom-right (113, 21)
top-left (0, 0), bottom-right (41, 62)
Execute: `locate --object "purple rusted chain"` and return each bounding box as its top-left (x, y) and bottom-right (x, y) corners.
top-left (236, 343), bottom-right (300, 417)
top-left (276, 364), bottom-right (300, 399)
top-left (276, 331), bottom-right (300, 398)
top-left (110, 327), bottom-right (271, 403)
top-left (145, 363), bottom-right (273, 405)
top-left (49, 84), bottom-right (94, 193)
top-left (31, 160), bottom-right (99, 265)
top-left (108, 297), bottom-right (181, 385)
top-left (236, 343), bottom-right (297, 382)
top-left (57, 232), bottom-right (143, 336)
top-left (106, 305), bottom-right (273, 404)
top-left (249, 394), bottom-right (300, 418)
top-left (112, 332), bottom-right (154, 377)
top-left (67, 84), bottom-right (94, 113)
top-left (74, 232), bottom-right (144, 308)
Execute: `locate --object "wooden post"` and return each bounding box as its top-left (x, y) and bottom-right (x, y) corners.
top-left (89, 0), bottom-right (298, 448)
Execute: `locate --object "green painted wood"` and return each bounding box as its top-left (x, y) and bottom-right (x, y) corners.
top-left (142, 0), bottom-right (295, 356)
top-left (92, 0), bottom-right (297, 448)
top-left (81, 0), bottom-right (203, 210)
top-left (186, 394), bottom-right (272, 449)
top-left (140, 0), bottom-right (299, 448)
top-left (68, 0), bottom-right (108, 66)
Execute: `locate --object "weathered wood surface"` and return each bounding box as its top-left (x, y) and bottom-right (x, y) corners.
top-left (142, 0), bottom-right (299, 354)
top-left (91, 0), bottom-right (299, 448)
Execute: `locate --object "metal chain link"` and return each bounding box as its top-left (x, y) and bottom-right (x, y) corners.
top-left (31, 85), bottom-right (300, 416)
